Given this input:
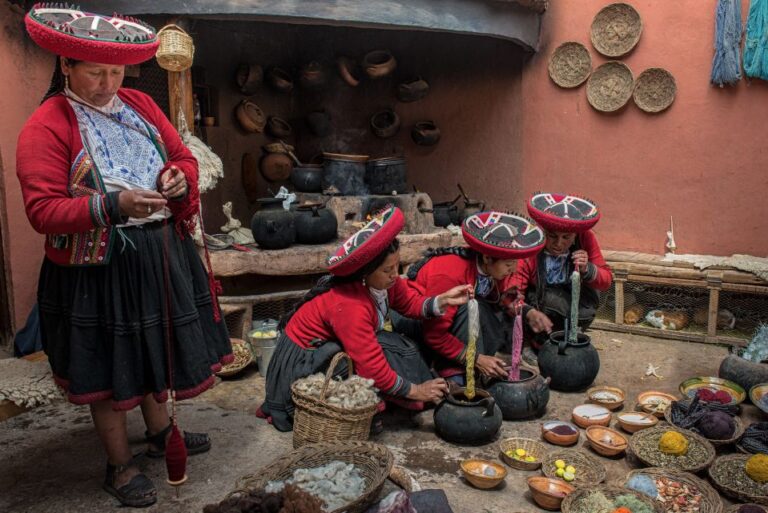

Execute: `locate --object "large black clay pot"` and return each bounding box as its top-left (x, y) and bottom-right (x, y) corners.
top-left (290, 164), bottom-right (323, 192)
top-left (538, 331), bottom-right (600, 392)
top-left (433, 388), bottom-right (502, 445)
top-left (294, 203), bottom-right (338, 245)
top-left (719, 352), bottom-right (768, 401)
top-left (486, 368), bottom-right (550, 420)
top-left (250, 198), bottom-right (295, 250)
top-left (365, 157), bottom-right (407, 195)
top-left (429, 196), bottom-right (461, 227)
top-left (322, 153), bottom-right (368, 195)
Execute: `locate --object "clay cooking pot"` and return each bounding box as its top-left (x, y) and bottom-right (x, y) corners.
top-left (370, 109), bottom-right (401, 138)
top-left (266, 67), bottom-right (294, 93)
top-left (363, 50), bottom-right (397, 79)
top-left (266, 116), bottom-right (292, 138)
top-left (397, 77), bottom-right (429, 102)
top-left (236, 100), bottom-right (266, 133)
top-left (260, 152), bottom-right (292, 182)
top-left (300, 61), bottom-right (326, 89)
top-left (411, 121), bottom-right (440, 146)
top-left (236, 63), bottom-right (262, 95)
top-left (336, 56), bottom-right (362, 87)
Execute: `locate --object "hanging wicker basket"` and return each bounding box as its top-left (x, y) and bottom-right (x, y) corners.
top-left (633, 67), bottom-right (677, 113)
top-left (548, 42), bottom-right (592, 88)
top-left (156, 24), bottom-right (194, 72)
top-left (586, 61), bottom-right (634, 113)
top-left (291, 352), bottom-right (378, 448)
top-left (590, 2), bottom-right (643, 57)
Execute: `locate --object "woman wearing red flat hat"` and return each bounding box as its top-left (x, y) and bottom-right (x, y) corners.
top-left (259, 206), bottom-right (472, 432)
top-left (405, 211), bottom-right (546, 383)
top-left (511, 192), bottom-right (612, 364)
top-left (16, 6), bottom-right (231, 507)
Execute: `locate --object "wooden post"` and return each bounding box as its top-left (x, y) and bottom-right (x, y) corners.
top-left (614, 268), bottom-right (628, 325)
top-left (168, 69), bottom-right (194, 131)
top-left (706, 271), bottom-right (723, 338)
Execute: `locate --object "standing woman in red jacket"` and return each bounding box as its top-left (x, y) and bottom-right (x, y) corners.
top-left (406, 212), bottom-right (546, 383)
top-left (259, 206), bottom-right (472, 432)
top-left (511, 192), bottom-right (612, 364)
top-left (16, 7), bottom-right (231, 507)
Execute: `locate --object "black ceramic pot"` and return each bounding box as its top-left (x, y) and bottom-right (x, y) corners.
top-left (290, 164), bottom-right (323, 193)
top-left (250, 198), bottom-right (295, 250)
top-left (486, 369), bottom-right (550, 420)
top-left (538, 331), bottom-right (600, 392)
top-left (430, 196), bottom-right (461, 227)
top-left (370, 109), bottom-right (401, 139)
top-left (411, 121), bottom-right (441, 146)
top-left (719, 353), bottom-right (768, 401)
top-left (433, 388), bottom-right (502, 445)
top-left (266, 116), bottom-right (292, 139)
top-left (397, 77), bottom-right (429, 103)
top-left (294, 203), bottom-right (338, 245)
top-left (365, 157), bottom-right (407, 195)
top-left (322, 153), bottom-right (368, 195)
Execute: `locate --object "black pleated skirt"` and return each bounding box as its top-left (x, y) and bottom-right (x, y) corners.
top-left (37, 221), bottom-right (232, 410)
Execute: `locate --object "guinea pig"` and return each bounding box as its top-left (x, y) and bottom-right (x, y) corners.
top-left (624, 304), bottom-right (645, 324)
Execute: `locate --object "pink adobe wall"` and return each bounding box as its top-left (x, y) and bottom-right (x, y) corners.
top-left (0, 3), bottom-right (52, 330)
top-left (518, 0), bottom-right (768, 256)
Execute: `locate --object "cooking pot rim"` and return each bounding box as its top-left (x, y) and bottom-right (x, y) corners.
top-left (548, 330), bottom-right (591, 347)
top-left (445, 387), bottom-right (490, 406)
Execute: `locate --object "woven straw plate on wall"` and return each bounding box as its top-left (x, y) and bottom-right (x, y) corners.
top-left (590, 3), bottom-right (643, 58)
top-left (548, 42), bottom-right (592, 88)
top-left (586, 61), bottom-right (634, 112)
top-left (633, 67), bottom-right (677, 113)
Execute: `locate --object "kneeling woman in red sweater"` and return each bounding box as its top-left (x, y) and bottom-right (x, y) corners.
top-left (406, 212), bottom-right (545, 382)
top-left (260, 206), bottom-right (472, 431)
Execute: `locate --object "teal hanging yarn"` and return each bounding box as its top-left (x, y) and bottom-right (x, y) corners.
top-left (711, 0), bottom-right (743, 86)
top-left (744, 0), bottom-right (768, 80)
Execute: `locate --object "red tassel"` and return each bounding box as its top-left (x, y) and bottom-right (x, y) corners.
top-left (165, 423), bottom-right (188, 486)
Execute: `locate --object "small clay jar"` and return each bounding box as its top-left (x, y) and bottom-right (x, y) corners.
top-left (337, 56), bottom-right (362, 87)
top-left (266, 67), bottom-right (294, 93)
top-left (236, 63), bottom-right (262, 95)
top-left (260, 152), bottom-right (293, 182)
top-left (411, 121), bottom-right (441, 146)
top-left (370, 109), bottom-right (401, 138)
top-left (397, 77), bottom-right (429, 102)
top-left (236, 100), bottom-right (266, 133)
top-left (363, 50), bottom-right (397, 79)
top-left (266, 116), bottom-right (292, 138)
top-left (306, 110), bottom-right (332, 137)
top-left (300, 61), bottom-right (326, 89)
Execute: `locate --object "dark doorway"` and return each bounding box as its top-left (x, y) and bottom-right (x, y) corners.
top-left (0, 147), bottom-right (15, 348)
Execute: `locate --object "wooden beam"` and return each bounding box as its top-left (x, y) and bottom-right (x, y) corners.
top-left (167, 69), bottom-right (194, 131)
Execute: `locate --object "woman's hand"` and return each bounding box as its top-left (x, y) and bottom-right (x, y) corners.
top-left (436, 284), bottom-right (474, 310)
top-left (526, 308), bottom-right (554, 334)
top-left (475, 354), bottom-right (509, 379)
top-left (118, 189), bottom-right (168, 218)
top-left (572, 249), bottom-right (589, 273)
top-left (406, 378), bottom-right (449, 403)
top-left (158, 165), bottom-right (187, 199)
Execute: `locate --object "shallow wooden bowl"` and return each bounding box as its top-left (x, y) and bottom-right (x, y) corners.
top-left (527, 476), bottom-right (575, 510)
top-left (460, 459), bottom-right (507, 489)
top-left (616, 411), bottom-right (659, 433)
top-left (586, 425), bottom-right (628, 457)
top-left (637, 390), bottom-right (677, 418)
top-left (572, 404), bottom-right (612, 428)
top-left (541, 420), bottom-right (580, 446)
top-left (587, 385), bottom-right (626, 410)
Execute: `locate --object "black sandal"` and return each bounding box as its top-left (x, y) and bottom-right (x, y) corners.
top-left (145, 423), bottom-right (211, 458)
top-left (103, 461), bottom-right (157, 508)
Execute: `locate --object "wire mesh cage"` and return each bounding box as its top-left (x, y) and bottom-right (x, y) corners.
top-left (252, 296), bottom-right (302, 325)
top-left (620, 282), bottom-right (710, 334)
top-left (122, 61), bottom-right (170, 116)
top-left (595, 284), bottom-right (616, 324)
top-left (719, 291), bottom-right (768, 340)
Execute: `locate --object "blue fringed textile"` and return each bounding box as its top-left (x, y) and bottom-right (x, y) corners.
top-left (711, 0), bottom-right (743, 86)
top-left (744, 0), bottom-right (768, 80)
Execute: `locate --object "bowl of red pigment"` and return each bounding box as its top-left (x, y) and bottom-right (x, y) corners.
top-left (541, 420), bottom-right (580, 446)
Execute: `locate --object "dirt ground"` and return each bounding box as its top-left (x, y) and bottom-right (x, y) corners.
top-left (0, 330), bottom-right (761, 512)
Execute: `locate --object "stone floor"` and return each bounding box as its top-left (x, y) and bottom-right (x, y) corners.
top-left (0, 330), bottom-right (761, 512)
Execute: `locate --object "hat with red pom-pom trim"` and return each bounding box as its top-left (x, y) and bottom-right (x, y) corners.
top-left (327, 205), bottom-right (405, 276)
top-left (526, 192), bottom-right (601, 233)
top-left (25, 4), bottom-right (159, 65)
top-left (461, 211), bottom-right (545, 260)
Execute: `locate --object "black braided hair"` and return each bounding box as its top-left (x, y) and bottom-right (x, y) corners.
top-left (406, 246), bottom-right (477, 280)
top-left (41, 57), bottom-right (80, 104)
top-left (279, 239), bottom-right (401, 329)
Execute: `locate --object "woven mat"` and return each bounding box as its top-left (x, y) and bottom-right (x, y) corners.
top-left (663, 253), bottom-right (768, 282)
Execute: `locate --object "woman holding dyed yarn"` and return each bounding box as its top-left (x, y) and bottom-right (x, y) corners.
top-left (511, 192), bottom-right (612, 364)
top-left (406, 212), bottom-right (545, 383)
top-left (259, 206), bottom-right (473, 432)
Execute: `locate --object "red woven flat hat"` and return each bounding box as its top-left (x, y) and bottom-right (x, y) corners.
top-left (327, 206), bottom-right (405, 276)
top-left (461, 211), bottom-right (545, 260)
top-left (527, 192), bottom-right (601, 233)
top-left (25, 4), bottom-right (159, 65)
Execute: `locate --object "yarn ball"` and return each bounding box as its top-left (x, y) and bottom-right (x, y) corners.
top-left (659, 431), bottom-right (689, 455)
top-left (746, 454), bottom-right (768, 483)
top-left (626, 474), bottom-right (659, 498)
top-left (737, 506), bottom-right (766, 513)
top-left (698, 410), bottom-right (735, 440)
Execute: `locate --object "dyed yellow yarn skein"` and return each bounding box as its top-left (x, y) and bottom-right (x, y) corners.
top-left (746, 454), bottom-right (768, 482)
top-left (659, 431), bottom-right (689, 456)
